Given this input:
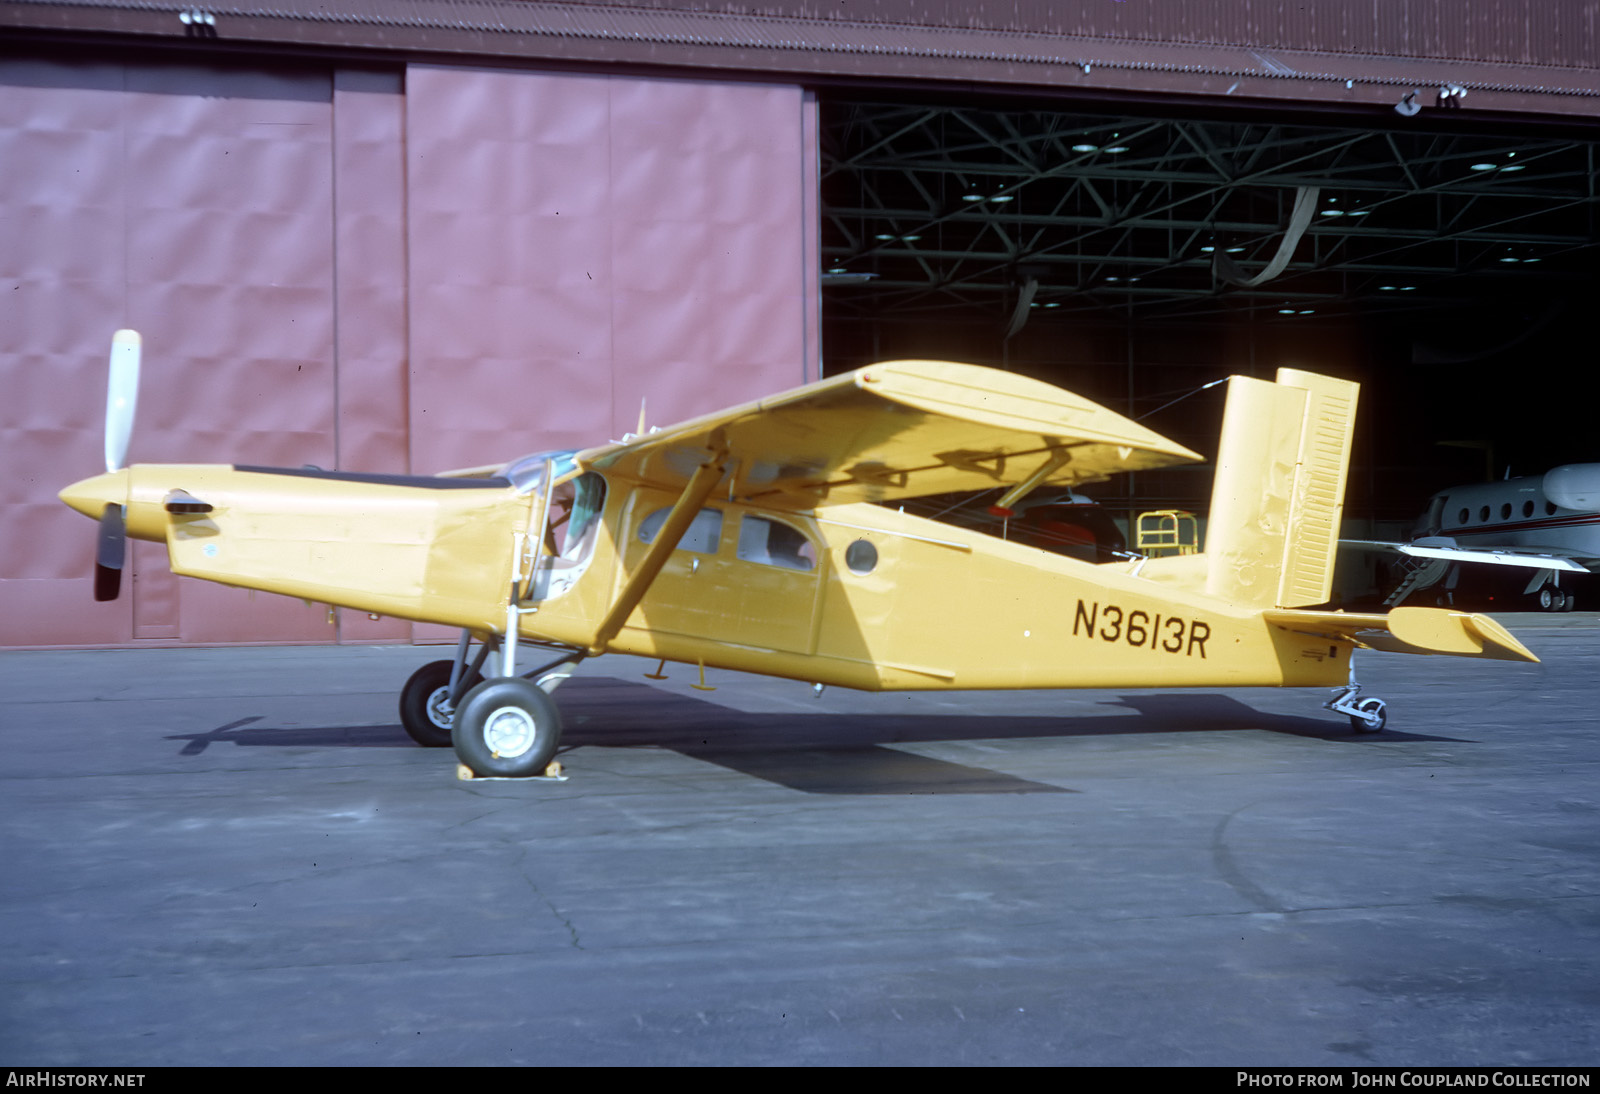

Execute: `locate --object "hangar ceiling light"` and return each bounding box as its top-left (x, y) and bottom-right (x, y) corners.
top-left (821, 100), bottom-right (1600, 324)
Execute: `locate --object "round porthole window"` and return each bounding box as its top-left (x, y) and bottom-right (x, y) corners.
top-left (845, 539), bottom-right (878, 575)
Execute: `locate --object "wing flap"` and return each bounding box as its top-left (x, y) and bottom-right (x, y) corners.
top-left (579, 360), bottom-right (1202, 508)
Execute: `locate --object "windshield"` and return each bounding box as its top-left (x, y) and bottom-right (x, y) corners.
top-left (502, 449), bottom-right (581, 495)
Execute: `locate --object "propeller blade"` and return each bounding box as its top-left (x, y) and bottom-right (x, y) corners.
top-left (104, 329), bottom-right (141, 474)
top-left (94, 503), bottom-right (126, 602)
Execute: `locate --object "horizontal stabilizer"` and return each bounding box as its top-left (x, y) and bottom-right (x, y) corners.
top-left (1263, 606), bottom-right (1538, 663)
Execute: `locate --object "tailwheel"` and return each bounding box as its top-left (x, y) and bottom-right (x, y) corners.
top-left (399, 660), bottom-right (483, 748)
top-left (1348, 696), bottom-right (1387, 734)
top-left (1324, 670), bottom-right (1388, 735)
top-left (452, 677), bottom-right (563, 778)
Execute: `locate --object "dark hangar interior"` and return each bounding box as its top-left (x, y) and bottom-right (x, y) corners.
top-left (818, 93), bottom-right (1600, 534)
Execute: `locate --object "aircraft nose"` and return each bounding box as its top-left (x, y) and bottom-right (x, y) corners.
top-left (59, 469), bottom-right (130, 520)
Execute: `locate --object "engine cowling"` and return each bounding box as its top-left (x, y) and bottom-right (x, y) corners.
top-left (1543, 464), bottom-right (1600, 512)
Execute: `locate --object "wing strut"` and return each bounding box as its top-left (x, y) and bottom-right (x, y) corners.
top-left (587, 433), bottom-right (729, 656)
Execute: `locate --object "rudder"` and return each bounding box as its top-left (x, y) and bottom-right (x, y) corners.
top-left (1203, 369), bottom-right (1357, 608)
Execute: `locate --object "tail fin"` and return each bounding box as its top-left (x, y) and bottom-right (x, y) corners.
top-left (1203, 368), bottom-right (1357, 608)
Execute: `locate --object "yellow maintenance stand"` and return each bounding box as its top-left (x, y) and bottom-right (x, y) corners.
top-left (1135, 509), bottom-right (1200, 557)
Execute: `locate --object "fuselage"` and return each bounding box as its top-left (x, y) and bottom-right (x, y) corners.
top-left (519, 470), bottom-right (1350, 691)
top-left (1414, 463), bottom-right (1600, 555)
top-left (61, 458), bottom-right (1353, 692)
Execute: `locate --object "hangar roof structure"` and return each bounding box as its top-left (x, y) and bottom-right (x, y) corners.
top-left (10, 0), bottom-right (1596, 339)
top-left (819, 100), bottom-right (1599, 330)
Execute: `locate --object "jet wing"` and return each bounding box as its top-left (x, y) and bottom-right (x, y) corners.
top-left (1263, 606), bottom-right (1538, 662)
top-left (1400, 539), bottom-right (1597, 573)
top-left (576, 360), bottom-right (1203, 509)
top-left (1345, 539), bottom-right (1597, 573)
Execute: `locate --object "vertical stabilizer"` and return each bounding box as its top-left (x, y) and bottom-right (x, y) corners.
top-left (1203, 369), bottom-right (1358, 608)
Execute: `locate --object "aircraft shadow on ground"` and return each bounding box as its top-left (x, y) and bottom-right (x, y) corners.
top-left (163, 679), bottom-right (1463, 795)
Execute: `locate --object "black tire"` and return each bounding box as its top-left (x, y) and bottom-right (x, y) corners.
top-left (399, 660), bottom-right (482, 748)
top-left (1349, 697), bottom-right (1387, 734)
top-left (451, 677), bottom-right (563, 778)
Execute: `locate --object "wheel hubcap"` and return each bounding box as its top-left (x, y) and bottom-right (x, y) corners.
top-left (426, 686), bottom-right (454, 729)
top-left (483, 705), bottom-right (538, 758)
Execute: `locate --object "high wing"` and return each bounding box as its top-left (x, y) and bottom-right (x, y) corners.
top-left (1264, 606), bottom-right (1537, 662)
top-left (575, 360), bottom-right (1203, 509)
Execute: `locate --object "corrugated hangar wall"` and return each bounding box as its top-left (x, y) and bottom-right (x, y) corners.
top-left (0, 57), bottom-right (820, 648)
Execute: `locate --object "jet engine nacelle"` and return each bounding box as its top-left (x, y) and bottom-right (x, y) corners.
top-left (1543, 464), bottom-right (1600, 513)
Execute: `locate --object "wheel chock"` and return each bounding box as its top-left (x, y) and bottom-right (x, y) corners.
top-left (456, 760), bottom-right (567, 782)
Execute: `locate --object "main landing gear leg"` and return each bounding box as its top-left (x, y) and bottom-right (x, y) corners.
top-left (1323, 659), bottom-right (1388, 734)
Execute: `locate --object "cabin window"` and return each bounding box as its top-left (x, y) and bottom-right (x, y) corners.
top-left (1457, 507), bottom-right (1469, 525)
top-left (638, 507), bottom-right (723, 553)
top-left (1479, 505), bottom-right (1490, 522)
top-left (737, 516), bottom-right (816, 571)
top-left (1501, 503), bottom-right (1512, 520)
top-left (1546, 500), bottom-right (1558, 515)
top-left (845, 539), bottom-right (879, 575)
top-left (1523, 500), bottom-right (1535, 518)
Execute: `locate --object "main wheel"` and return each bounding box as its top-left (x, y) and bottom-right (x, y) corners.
top-left (399, 660), bottom-right (482, 748)
top-left (1349, 697), bottom-right (1387, 734)
top-left (452, 677), bottom-right (563, 778)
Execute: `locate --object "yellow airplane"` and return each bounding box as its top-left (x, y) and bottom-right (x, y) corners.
top-left (61, 330), bottom-right (1537, 778)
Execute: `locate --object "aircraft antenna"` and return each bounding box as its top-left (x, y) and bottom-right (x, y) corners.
top-left (1135, 377), bottom-right (1227, 422)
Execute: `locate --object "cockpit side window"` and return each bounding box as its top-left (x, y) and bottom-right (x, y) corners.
top-left (527, 471), bottom-right (607, 602)
top-left (546, 472), bottom-right (607, 560)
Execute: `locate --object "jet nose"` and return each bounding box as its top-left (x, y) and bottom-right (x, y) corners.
top-left (59, 469), bottom-right (130, 520)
